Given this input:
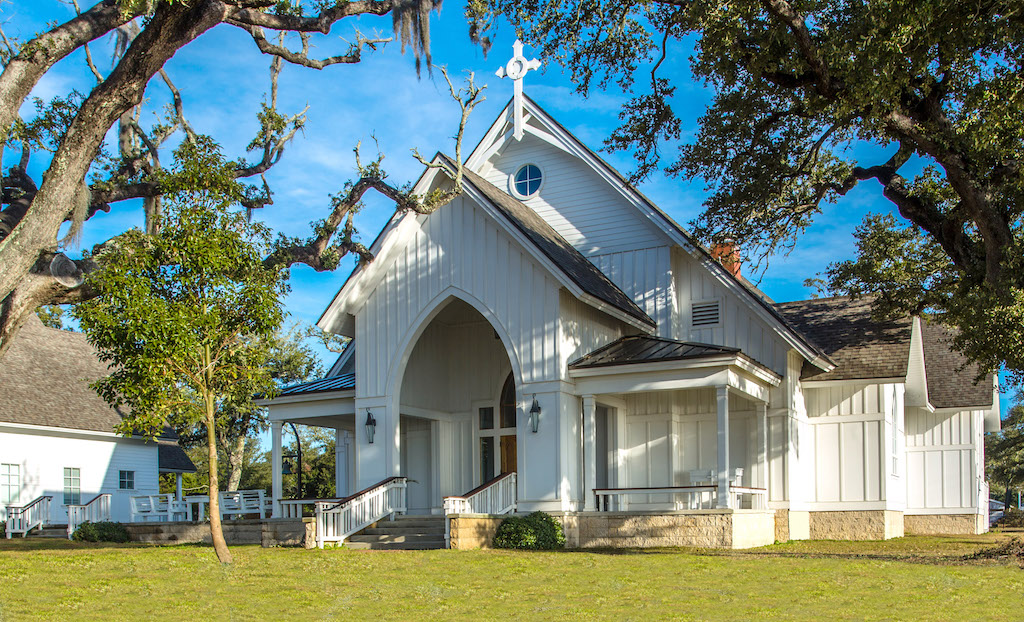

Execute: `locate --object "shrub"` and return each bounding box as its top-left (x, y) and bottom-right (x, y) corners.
top-left (997, 507), bottom-right (1024, 528)
top-left (493, 511), bottom-right (565, 550)
top-left (71, 521), bottom-right (130, 543)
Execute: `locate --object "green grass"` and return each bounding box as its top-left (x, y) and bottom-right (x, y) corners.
top-left (0, 535), bottom-right (1021, 621)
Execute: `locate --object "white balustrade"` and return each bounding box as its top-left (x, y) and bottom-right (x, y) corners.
top-left (314, 477), bottom-right (407, 549)
top-left (593, 484), bottom-right (767, 511)
top-left (130, 493), bottom-right (188, 522)
top-left (442, 473), bottom-right (517, 548)
top-left (66, 494), bottom-right (112, 539)
top-left (5, 495), bottom-right (52, 538)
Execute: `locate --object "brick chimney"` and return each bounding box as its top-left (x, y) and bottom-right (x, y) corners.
top-left (710, 238), bottom-right (741, 278)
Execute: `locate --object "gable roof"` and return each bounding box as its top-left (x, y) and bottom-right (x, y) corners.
top-left (467, 95), bottom-right (834, 372)
top-left (774, 296), bottom-right (912, 381)
top-left (919, 321), bottom-right (994, 409)
top-left (444, 156), bottom-right (654, 328)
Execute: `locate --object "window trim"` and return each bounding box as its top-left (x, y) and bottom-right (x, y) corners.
top-left (1, 463), bottom-right (19, 505)
top-left (509, 163), bottom-right (544, 199)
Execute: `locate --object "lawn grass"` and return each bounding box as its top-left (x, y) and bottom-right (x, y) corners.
top-left (0, 534), bottom-right (1021, 621)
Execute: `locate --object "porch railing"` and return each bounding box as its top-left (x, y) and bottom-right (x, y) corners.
top-left (443, 472), bottom-right (518, 548)
top-left (5, 495), bottom-right (52, 538)
top-left (67, 494), bottom-right (112, 539)
top-left (593, 485), bottom-right (767, 511)
top-left (130, 493), bottom-right (188, 522)
top-left (279, 498), bottom-right (342, 519)
top-left (314, 477), bottom-right (407, 549)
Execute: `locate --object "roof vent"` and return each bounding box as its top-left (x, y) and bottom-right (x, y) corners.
top-left (691, 300), bottom-right (721, 328)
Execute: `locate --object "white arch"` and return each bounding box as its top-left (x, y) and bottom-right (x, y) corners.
top-left (385, 285), bottom-right (525, 407)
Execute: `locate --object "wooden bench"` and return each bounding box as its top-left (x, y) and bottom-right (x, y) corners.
top-left (219, 490), bottom-right (271, 519)
top-left (130, 494), bottom-right (188, 522)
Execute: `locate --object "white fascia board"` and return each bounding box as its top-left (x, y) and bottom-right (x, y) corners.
top-left (326, 344), bottom-right (354, 377)
top-left (466, 104), bottom-right (513, 170)
top-left (257, 389), bottom-right (356, 408)
top-left (800, 377), bottom-right (906, 389)
top-left (0, 421), bottom-right (150, 442)
top-left (518, 97), bottom-right (832, 371)
top-left (905, 317), bottom-right (930, 408)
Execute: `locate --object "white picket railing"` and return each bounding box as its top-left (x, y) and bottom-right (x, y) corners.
top-left (443, 472), bottom-right (518, 548)
top-left (280, 498), bottom-right (341, 519)
top-left (66, 494), bottom-right (112, 539)
top-left (5, 495), bottom-right (52, 538)
top-left (315, 477), bottom-right (407, 549)
top-left (593, 485), bottom-right (768, 511)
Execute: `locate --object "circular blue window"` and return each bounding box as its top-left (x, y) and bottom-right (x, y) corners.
top-left (513, 164), bottom-right (542, 197)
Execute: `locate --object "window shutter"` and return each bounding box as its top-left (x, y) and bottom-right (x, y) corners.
top-left (691, 300), bottom-right (721, 327)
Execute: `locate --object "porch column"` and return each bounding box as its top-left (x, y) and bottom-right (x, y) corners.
top-left (335, 429), bottom-right (351, 498)
top-left (757, 403), bottom-right (768, 494)
top-left (716, 386), bottom-right (731, 509)
top-left (582, 395), bottom-right (597, 511)
top-left (271, 420), bottom-right (283, 517)
top-left (175, 473), bottom-right (183, 501)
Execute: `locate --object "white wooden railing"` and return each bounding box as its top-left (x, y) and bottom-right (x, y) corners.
top-left (280, 498), bottom-right (341, 519)
top-left (5, 495), bottom-right (52, 538)
top-left (67, 494), bottom-right (112, 539)
top-left (443, 472), bottom-right (518, 547)
top-left (130, 493), bottom-right (188, 522)
top-left (593, 485), bottom-right (767, 511)
top-left (315, 477), bottom-right (407, 549)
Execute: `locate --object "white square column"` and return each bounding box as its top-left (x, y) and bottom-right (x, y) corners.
top-left (271, 420), bottom-right (283, 517)
top-left (757, 402), bottom-right (768, 507)
top-left (335, 429), bottom-right (351, 498)
top-left (582, 395), bottom-right (597, 511)
top-left (716, 386), bottom-right (731, 509)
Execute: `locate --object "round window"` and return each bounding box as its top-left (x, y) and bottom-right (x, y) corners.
top-left (513, 164), bottom-right (542, 197)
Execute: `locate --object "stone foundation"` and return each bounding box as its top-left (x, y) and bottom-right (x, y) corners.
top-left (570, 510), bottom-right (775, 550)
top-left (447, 515), bottom-right (504, 549)
top-left (905, 513), bottom-right (986, 536)
top-left (774, 509), bottom-right (789, 542)
top-left (807, 510), bottom-right (904, 540)
top-left (125, 519), bottom-right (313, 547)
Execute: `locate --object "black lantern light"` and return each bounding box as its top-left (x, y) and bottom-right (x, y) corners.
top-left (365, 412), bottom-right (377, 444)
top-left (529, 395), bottom-right (541, 433)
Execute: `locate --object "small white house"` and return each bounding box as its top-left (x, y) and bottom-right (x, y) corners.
top-left (259, 49), bottom-right (999, 548)
top-left (0, 315), bottom-right (195, 528)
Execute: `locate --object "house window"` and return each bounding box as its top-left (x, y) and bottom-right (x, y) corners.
top-left (119, 470), bottom-right (135, 490)
top-left (477, 373), bottom-right (518, 485)
top-left (513, 164), bottom-right (542, 198)
top-left (691, 300), bottom-right (721, 328)
top-left (1, 464), bottom-right (19, 505)
top-left (63, 467), bottom-right (81, 505)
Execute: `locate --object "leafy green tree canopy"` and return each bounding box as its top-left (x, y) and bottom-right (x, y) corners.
top-left (472, 0), bottom-right (1024, 383)
top-left (73, 187), bottom-right (286, 563)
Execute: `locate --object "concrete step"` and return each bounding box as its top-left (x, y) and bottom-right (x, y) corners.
top-left (345, 540), bottom-right (445, 550)
top-left (29, 528), bottom-right (68, 538)
top-left (375, 518), bottom-right (444, 528)
top-left (348, 533), bottom-right (443, 543)
top-left (361, 526), bottom-right (445, 536)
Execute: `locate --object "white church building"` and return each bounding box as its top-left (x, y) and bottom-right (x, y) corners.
top-left (260, 46), bottom-right (999, 549)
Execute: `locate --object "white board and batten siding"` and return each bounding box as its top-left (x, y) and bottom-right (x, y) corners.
top-left (0, 429), bottom-right (159, 524)
top-left (672, 250), bottom-right (789, 376)
top-left (905, 408), bottom-right (985, 513)
top-left (591, 248), bottom-right (675, 337)
top-left (801, 383), bottom-right (904, 509)
top-left (354, 195), bottom-right (564, 399)
top-left (482, 133), bottom-right (671, 257)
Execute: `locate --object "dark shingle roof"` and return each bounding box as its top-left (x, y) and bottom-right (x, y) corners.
top-left (774, 296), bottom-right (912, 381)
top-left (275, 373), bottom-right (356, 397)
top-left (570, 335), bottom-right (739, 369)
top-left (442, 156), bottom-right (656, 329)
top-left (158, 441), bottom-right (196, 473)
top-left (920, 321), bottom-right (993, 409)
top-left (0, 315), bottom-right (133, 432)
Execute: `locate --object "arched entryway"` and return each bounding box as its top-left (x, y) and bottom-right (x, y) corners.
top-left (396, 296), bottom-right (520, 514)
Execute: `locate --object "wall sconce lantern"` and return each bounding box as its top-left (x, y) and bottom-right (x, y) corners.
top-left (529, 396), bottom-right (541, 433)
top-left (365, 412), bottom-right (377, 444)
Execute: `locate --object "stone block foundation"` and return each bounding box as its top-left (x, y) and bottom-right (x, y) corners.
top-left (807, 510), bottom-right (904, 540)
top-left (447, 515), bottom-right (504, 549)
top-left (124, 519), bottom-right (313, 547)
top-left (565, 510), bottom-right (775, 550)
top-left (905, 513), bottom-right (986, 536)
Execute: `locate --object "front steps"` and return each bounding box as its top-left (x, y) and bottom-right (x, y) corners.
top-left (345, 515), bottom-right (446, 550)
top-left (22, 525), bottom-right (68, 539)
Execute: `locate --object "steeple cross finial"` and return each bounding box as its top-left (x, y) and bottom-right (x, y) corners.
top-left (496, 39), bottom-right (541, 141)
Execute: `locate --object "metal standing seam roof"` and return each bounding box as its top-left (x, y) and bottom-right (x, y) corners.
top-left (440, 155), bottom-right (656, 329)
top-left (570, 334), bottom-right (750, 369)
top-left (274, 373), bottom-right (356, 397)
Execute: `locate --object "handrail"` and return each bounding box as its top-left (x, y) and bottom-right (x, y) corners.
top-left (67, 493), bottom-right (112, 539)
top-left (5, 495), bottom-right (53, 539)
top-left (314, 477), bottom-right (407, 548)
top-left (443, 472), bottom-right (517, 548)
top-left (593, 484), bottom-right (768, 511)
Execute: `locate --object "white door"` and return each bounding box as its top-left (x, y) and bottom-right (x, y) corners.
top-left (400, 418), bottom-right (433, 514)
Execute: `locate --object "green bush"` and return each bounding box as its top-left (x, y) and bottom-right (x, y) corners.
top-left (71, 521), bottom-right (130, 543)
top-left (493, 511), bottom-right (565, 550)
top-left (997, 507), bottom-right (1024, 528)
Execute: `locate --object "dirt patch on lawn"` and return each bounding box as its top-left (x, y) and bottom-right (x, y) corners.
top-left (963, 537), bottom-right (1024, 568)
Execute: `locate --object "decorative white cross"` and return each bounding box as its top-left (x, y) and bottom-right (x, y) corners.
top-left (496, 39), bottom-right (541, 141)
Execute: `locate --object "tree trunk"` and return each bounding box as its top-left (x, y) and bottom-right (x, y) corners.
top-left (225, 435), bottom-right (246, 492)
top-left (205, 392), bottom-right (232, 564)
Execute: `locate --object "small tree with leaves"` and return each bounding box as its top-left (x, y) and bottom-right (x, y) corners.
top-left (74, 190), bottom-right (285, 565)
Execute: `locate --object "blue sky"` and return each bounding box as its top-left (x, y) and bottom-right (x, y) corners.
top-left (6, 3), bottom-right (1010, 416)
